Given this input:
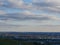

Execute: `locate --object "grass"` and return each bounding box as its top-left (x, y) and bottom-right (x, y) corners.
top-left (0, 38), bottom-right (34, 45)
top-left (0, 38), bottom-right (53, 45)
top-left (0, 38), bottom-right (18, 45)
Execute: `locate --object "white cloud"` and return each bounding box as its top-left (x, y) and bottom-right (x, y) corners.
top-left (0, 0), bottom-right (60, 32)
top-left (0, 26), bottom-right (60, 32)
top-left (0, 0), bottom-right (60, 25)
top-left (1, 0), bottom-right (60, 13)
top-left (8, 0), bottom-right (24, 7)
top-left (0, 0), bottom-right (4, 5)
top-left (33, 0), bottom-right (60, 13)
top-left (0, 10), bottom-right (6, 15)
top-left (22, 10), bottom-right (34, 15)
top-left (6, 12), bottom-right (60, 21)
top-left (0, 0), bottom-right (60, 13)
top-left (6, 0), bottom-right (32, 10)
top-left (0, 11), bottom-right (60, 25)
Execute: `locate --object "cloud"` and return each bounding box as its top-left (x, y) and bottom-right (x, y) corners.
top-left (0, 0), bottom-right (6, 5)
top-left (0, 0), bottom-right (32, 10)
top-left (7, 11), bottom-right (60, 21)
top-left (0, 10), bottom-right (6, 15)
top-left (33, 0), bottom-right (60, 13)
top-left (0, 26), bottom-right (60, 32)
top-left (0, 10), bottom-right (7, 20)
top-left (7, 0), bottom-right (24, 8)
top-left (0, 11), bottom-right (59, 21)
top-left (0, 0), bottom-right (60, 25)
top-left (0, 0), bottom-right (60, 32)
top-left (0, 9), bottom-right (60, 26)
top-left (0, 0), bottom-right (60, 14)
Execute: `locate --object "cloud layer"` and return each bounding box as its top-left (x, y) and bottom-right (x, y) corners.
top-left (0, 0), bottom-right (60, 26)
top-left (0, 0), bottom-right (60, 13)
top-left (0, 0), bottom-right (60, 32)
top-left (0, 12), bottom-right (60, 21)
top-left (33, 0), bottom-right (60, 13)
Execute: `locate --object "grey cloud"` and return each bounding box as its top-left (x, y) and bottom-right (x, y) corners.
top-left (33, 2), bottom-right (54, 7)
top-left (0, 13), bottom-right (56, 21)
top-left (0, 0), bottom-right (60, 14)
top-left (0, 26), bottom-right (60, 32)
top-left (32, 0), bottom-right (60, 13)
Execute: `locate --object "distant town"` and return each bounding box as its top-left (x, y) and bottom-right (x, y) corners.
top-left (0, 32), bottom-right (60, 39)
top-left (0, 32), bottom-right (60, 45)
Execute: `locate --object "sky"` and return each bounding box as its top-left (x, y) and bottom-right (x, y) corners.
top-left (0, 0), bottom-right (60, 32)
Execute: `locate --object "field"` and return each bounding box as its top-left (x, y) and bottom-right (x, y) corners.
top-left (0, 38), bottom-right (38, 45)
top-left (0, 38), bottom-right (60, 45)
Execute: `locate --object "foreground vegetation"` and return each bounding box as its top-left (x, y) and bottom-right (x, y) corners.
top-left (0, 38), bottom-right (60, 45)
top-left (0, 38), bottom-right (36, 45)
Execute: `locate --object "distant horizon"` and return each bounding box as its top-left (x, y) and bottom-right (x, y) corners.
top-left (0, 25), bottom-right (60, 32)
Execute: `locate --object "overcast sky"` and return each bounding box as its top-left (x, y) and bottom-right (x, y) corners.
top-left (0, 0), bottom-right (60, 32)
